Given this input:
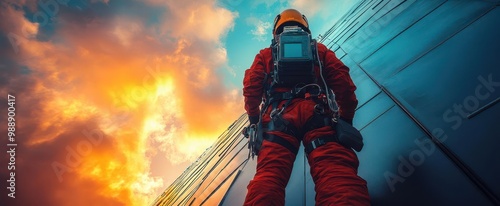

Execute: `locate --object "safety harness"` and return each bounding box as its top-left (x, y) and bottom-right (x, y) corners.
top-left (245, 37), bottom-right (341, 158)
top-left (259, 84), bottom-right (339, 156)
top-left (244, 26), bottom-right (364, 159)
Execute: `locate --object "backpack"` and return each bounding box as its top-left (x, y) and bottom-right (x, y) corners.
top-left (269, 26), bottom-right (318, 88)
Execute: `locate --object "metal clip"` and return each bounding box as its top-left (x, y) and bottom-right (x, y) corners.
top-left (314, 104), bottom-right (325, 114)
top-left (247, 124), bottom-right (257, 159)
top-left (270, 107), bottom-right (284, 119)
top-left (332, 117), bottom-right (338, 124)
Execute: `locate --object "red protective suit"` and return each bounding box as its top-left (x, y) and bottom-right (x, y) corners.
top-left (243, 43), bottom-right (370, 205)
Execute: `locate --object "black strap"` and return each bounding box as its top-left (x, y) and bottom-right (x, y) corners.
top-left (304, 135), bottom-right (338, 154)
top-left (267, 83), bottom-right (321, 104)
top-left (264, 133), bottom-right (299, 155)
top-left (303, 110), bottom-right (334, 133)
top-left (263, 118), bottom-right (300, 139)
top-left (261, 115), bottom-right (301, 155)
top-left (268, 91), bottom-right (295, 104)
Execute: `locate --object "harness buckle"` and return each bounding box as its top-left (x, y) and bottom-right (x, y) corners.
top-left (311, 138), bottom-right (325, 150)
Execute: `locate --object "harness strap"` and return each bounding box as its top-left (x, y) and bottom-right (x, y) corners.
top-left (262, 84), bottom-right (336, 156)
top-left (268, 91), bottom-right (295, 102)
top-left (263, 117), bottom-right (300, 139)
top-left (304, 135), bottom-right (338, 154)
top-left (263, 133), bottom-right (299, 155)
top-left (261, 116), bottom-right (300, 155)
top-left (303, 106), bottom-right (338, 155)
top-left (303, 106), bottom-right (334, 132)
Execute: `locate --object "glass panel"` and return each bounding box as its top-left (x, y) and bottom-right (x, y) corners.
top-left (384, 7), bottom-right (500, 197)
top-left (341, 56), bottom-right (381, 109)
top-left (304, 151), bottom-right (315, 206)
top-left (344, 0), bottom-right (443, 63)
top-left (360, 1), bottom-right (494, 83)
top-left (220, 158), bottom-right (256, 206)
top-left (358, 107), bottom-right (493, 206)
top-left (199, 167), bottom-right (240, 206)
top-left (354, 93), bottom-right (394, 131)
top-left (332, 44), bottom-right (346, 60)
top-left (153, 114), bottom-right (250, 205)
top-left (285, 144), bottom-right (306, 204)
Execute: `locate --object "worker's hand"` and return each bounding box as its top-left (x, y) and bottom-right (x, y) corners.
top-left (242, 126), bottom-right (249, 138)
top-left (242, 124), bottom-right (257, 138)
top-left (248, 115), bottom-right (259, 125)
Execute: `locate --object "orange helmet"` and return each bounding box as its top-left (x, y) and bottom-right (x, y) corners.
top-left (273, 9), bottom-right (310, 35)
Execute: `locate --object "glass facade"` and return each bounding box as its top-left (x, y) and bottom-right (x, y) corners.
top-left (153, 1), bottom-right (500, 205)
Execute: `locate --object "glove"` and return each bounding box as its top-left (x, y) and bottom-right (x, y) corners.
top-left (242, 126), bottom-right (249, 138)
top-left (242, 123), bottom-right (257, 139)
top-left (248, 115), bottom-right (259, 125)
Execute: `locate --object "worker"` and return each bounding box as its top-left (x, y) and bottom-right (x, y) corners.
top-left (242, 9), bottom-right (370, 206)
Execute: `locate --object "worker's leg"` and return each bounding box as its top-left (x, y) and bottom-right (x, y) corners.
top-left (305, 127), bottom-right (370, 206)
top-left (244, 99), bottom-right (303, 206)
top-left (244, 136), bottom-right (297, 206)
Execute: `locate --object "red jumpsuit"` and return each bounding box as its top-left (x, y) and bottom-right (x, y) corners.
top-left (243, 43), bottom-right (370, 205)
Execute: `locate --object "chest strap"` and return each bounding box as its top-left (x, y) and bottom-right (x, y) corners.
top-left (267, 85), bottom-right (322, 104)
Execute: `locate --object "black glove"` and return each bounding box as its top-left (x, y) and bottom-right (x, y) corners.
top-left (339, 116), bottom-right (353, 126)
top-left (248, 115), bottom-right (259, 125)
top-left (242, 127), bottom-right (249, 138)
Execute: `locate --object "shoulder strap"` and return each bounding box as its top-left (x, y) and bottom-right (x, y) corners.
top-left (263, 42), bottom-right (278, 102)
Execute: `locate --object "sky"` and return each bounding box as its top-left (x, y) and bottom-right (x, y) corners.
top-left (0, 0), bottom-right (360, 205)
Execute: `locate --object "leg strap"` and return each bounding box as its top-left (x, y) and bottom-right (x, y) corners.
top-left (261, 118), bottom-right (300, 155)
top-left (303, 106), bottom-right (338, 155)
top-left (304, 135), bottom-right (338, 155)
top-left (263, 133), bottom-right (299, 155)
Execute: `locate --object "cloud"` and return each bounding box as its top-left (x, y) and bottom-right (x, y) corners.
top-left (0, 0), bottom-right (242, 205)
top-left (145, 0), bottom-right (237, 42)
top-left (246, 16), bottom-right (272, 42)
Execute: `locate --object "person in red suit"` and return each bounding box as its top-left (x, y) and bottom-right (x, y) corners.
top-left (242, 9), bottom-right (370, 206)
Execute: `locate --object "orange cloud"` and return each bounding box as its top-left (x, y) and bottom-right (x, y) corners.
top-left (0, 0), bottom-right (242, 205)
